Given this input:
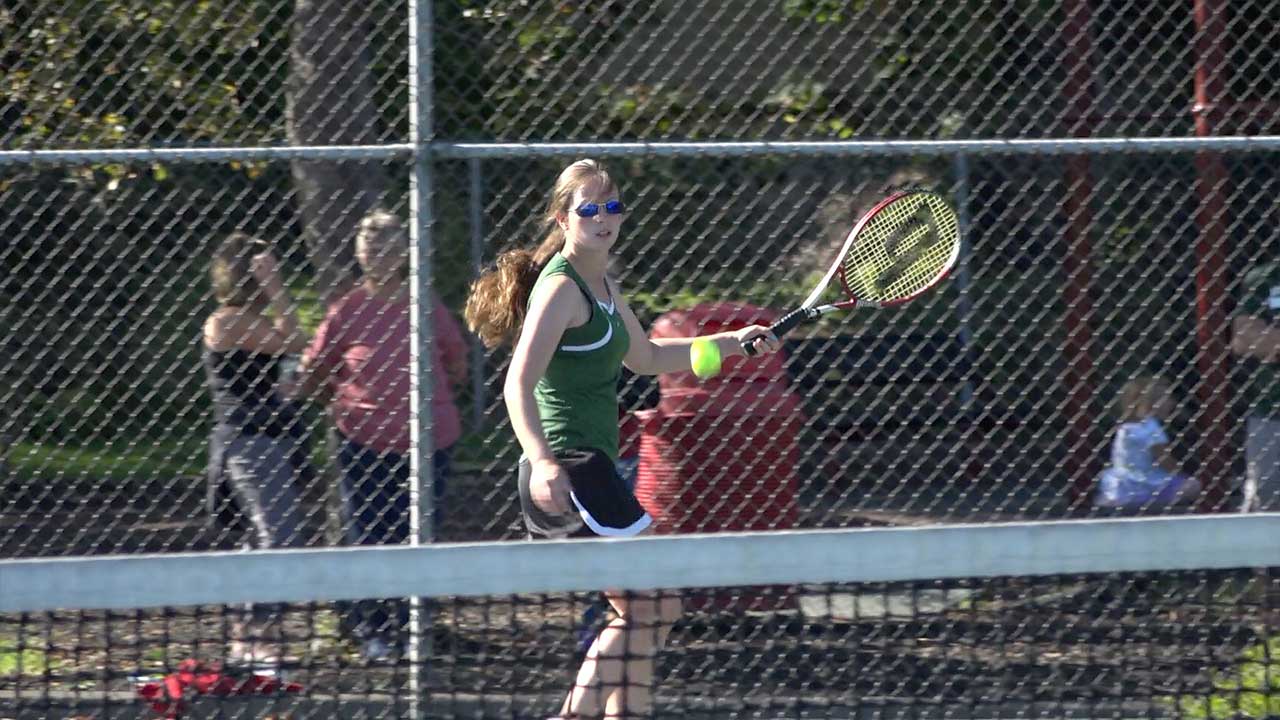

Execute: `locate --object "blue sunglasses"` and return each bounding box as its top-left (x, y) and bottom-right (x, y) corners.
top-left (573, 199), bottom-right (625, 218)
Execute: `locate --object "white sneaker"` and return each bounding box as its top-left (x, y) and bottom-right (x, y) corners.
top-left (230, 640), bottom-right (281, 671)
top-left (228, 639), bottom-right (252, 663)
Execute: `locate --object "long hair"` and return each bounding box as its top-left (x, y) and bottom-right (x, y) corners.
top-left (465, 159), bottom-right (617, 348)
top-left (210, 232), bottom-right (267, 309)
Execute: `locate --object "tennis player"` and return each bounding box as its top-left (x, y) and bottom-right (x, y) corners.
top-left (466, 159), bottom-right (780, 719)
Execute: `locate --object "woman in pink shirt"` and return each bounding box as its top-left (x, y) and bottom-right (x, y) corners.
top-left (298, 210), bottom-right (468, 661)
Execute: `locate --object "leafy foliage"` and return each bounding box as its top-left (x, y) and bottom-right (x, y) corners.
top-left (2, 1), bottom-right (287, 149)
top-left (780, 0), bottom-right (863, 24)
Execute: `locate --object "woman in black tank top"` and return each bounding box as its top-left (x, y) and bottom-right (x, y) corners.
top-left (202, 233), bottom-right (311, 669)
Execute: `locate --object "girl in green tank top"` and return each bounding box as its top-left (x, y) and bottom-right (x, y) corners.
top-left (464, 159), bottom-right (781, 720)
top-left (530, 252), bottom-right (631, 461)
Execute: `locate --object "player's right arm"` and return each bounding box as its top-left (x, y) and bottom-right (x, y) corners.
top-left (504, 277), bottom-right (583, 513)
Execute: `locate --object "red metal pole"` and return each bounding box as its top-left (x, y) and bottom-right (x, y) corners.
top-left (1191, 0), bottom-right (1234, 511)
top-left (1060, 0), bottom-right (1102, 504)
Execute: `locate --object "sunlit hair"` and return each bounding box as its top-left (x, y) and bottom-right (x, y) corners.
top-left (355, 210), bottom-right (407, 275)
top-left (1117, 375), bottom-right (1172, 422)
top-left (210, 232), bottom-right (267, 308)
top-left (464, 159), bottom-right (618, 348)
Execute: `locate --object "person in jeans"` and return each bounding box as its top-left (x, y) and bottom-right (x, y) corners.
top-left (298, 210), bottom-right (468, 662)
top-left (1231, 258), bottom-right (1280, 616)
top-left (1232, 260), bottom-right (1280, 512)
top-left (202, 232), bottom-right (311, 669)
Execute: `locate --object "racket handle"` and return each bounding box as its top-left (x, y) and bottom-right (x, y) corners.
top-left (742, 307), bottom-right (815, 357)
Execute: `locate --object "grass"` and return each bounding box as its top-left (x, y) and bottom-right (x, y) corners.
top-left (6, 438), bottom-right (205, 481)
top-left (0, 637), bottom-right (57, 676)
top-left (4, 272), bottom-right (326, 485)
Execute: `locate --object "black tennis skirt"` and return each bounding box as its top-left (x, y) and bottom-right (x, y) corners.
top-left (518, 447), bottom-right (651, 539)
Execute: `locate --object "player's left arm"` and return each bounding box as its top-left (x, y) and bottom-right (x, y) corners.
top-left (610, 278), bottom-right (776, 376)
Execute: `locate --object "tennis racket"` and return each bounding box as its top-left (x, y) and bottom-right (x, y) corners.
top-left (743, 188), bottom-right (961, 356)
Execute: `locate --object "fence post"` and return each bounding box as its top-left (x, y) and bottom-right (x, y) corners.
top-left (469, 157), bottom-right (487, 431)
top-left (1191, 0), bottom-right (1235, 511)
top-left (1060, 0), bottom-right (1103, 505)
top-left (408, 0), bottom-right (435, 715)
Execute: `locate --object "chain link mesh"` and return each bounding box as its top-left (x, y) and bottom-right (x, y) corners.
top-left (434, 1), bottom-right (1279, 141)
top-left (2, 1), bottom-right (408, 148)
top-left (3, 0), bottom-right (1280, 716)
top-left (3, 572), bottom-right (1273, 718)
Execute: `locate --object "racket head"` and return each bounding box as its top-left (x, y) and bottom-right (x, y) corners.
top-left (835, 189), bottom-right (961, 308)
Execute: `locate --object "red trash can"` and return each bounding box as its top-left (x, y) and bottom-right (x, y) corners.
top-left (632, 303), bottom-right (803, 610)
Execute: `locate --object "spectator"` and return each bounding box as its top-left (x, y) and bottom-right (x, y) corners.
top-left (297, 210), bottom-right (468, 662)
top-left (1230, 254), bottom-right (1280, 615)
top-left (1231, 260), bottom-right (1280, 512)
top-left (1095, 375), bottom-right (1201, 510)
top-left (202, 233), bottom-right (311, 669)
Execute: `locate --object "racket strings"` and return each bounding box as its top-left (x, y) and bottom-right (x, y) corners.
top-left (841, 194), bottom-right (959, 303)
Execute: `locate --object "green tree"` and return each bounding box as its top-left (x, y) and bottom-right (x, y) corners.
top-left (2, 1), bottom-right (287, 149)
top-left (287, 0), bottom-right (393, 303)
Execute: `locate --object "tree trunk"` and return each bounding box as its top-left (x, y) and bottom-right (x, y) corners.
top-left (287, 0), bottom-right (388, 305)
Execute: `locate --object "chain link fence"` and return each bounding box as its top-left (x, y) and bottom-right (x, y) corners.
top-left (4, 1), bottom-right (1280, 717)
top-left (5, 1), bottom-right (1279, 558)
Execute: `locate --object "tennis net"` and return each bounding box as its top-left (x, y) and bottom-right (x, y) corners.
top-left (3, 515), bottom-right (1279, 719)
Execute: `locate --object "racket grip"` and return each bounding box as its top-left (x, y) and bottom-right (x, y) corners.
top-left (742, 307), bottom-right (815, 357)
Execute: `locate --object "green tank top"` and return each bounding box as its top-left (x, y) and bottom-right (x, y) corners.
top-left (531, 254), bottom-right (631, 461)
